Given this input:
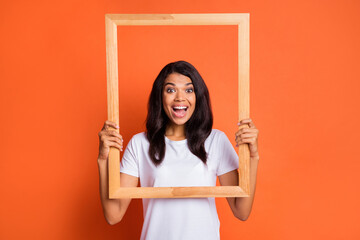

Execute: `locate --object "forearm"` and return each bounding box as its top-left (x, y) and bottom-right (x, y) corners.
top-left (97, 159), bottom-right (122, 225)
top-left (234, 157), bottom-right (259, 220)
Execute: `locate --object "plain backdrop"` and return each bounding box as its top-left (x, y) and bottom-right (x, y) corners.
top-left (1, 0), bottom-right (359, 239)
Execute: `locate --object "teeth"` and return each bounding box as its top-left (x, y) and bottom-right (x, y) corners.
top-left (173, 106), bottom-right (187, 110)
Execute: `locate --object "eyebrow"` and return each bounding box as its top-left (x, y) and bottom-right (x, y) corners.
top-left (164, 82), bottom-right (193, 86)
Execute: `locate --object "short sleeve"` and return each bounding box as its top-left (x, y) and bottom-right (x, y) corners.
top-left (216, 131), bottom-right (239, 176)
top-left (120, 136), bottom-right (139, 177)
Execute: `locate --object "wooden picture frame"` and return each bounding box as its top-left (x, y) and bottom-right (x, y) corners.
top-left (105, 13), bottom-right (250, 198)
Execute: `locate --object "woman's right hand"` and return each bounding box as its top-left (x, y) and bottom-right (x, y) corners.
top-left (98, 120), bottom-right (123, 161)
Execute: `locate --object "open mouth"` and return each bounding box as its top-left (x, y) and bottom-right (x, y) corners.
top-left (171, 106), bottom-right (188, 118)
top-left (172, 106), bottom-right (188, 111)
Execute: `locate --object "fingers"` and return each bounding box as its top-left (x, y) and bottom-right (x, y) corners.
top-left (100, 120), bottom-right (121, 137)
top-left (107, 136), bottom-right (124, 151)
top-left (235, 127), bottom-right (258, 137)
top-left (236, 133), bottom-right (257, 139)
top-left (102, 120), bottom-right (120, 130)
top-left (99, 127), bottom-right (123, 140)
top-left (106, 130), bottom-right (123, 140)
top-left (99, 120), bottom-right (124, 151)
top-left (99, 134), bottom-right (124, 151)
top-left (235, 133), bottom-right (257, 145)
top-left (237, 118), bottom-right (251, 125)
top-left (235, 118), bottom-right (259, 147)
top-left (103, 138), bottom-right (123, 151)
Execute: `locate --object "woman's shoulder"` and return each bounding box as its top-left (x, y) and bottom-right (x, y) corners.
top-left (210, 129), bottom-right (234, 143)
top-left (210, 128), bottom-right (224, 134)
top-left (206, 129), bottom-right (228, 143)
top-left (129, 132), bottom-right (148, 143)
top-left (210, 128), bottom-right (226, 137)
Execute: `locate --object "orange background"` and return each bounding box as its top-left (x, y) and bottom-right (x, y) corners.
top-left (1, 0), bottom-right (360, 239)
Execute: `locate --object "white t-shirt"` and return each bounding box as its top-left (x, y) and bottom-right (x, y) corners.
top-left (120, 129), bottom-right (239, 240)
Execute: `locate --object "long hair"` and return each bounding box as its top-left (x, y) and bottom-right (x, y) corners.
top-left (146, 60), bottom-right (213, 166)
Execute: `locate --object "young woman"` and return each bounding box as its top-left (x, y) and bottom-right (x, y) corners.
top-left (97, 61), bottom-right (260, 240)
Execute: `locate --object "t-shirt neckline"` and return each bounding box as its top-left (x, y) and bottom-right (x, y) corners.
top-left (164, 135), bottom-right (187, 144)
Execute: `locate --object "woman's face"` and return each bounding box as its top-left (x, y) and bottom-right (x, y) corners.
top-left (162, 73), bottom-right (196, 126)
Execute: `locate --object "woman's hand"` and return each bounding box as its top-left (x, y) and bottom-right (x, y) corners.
top-left (235, 118), bottom-right (259, 160)
top-left (98, 120), bottom-right (123, 161)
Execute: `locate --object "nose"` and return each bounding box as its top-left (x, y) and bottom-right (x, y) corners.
top-left (175, 90), bottom-right (185, 101)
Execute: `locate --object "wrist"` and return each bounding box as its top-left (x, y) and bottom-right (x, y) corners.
top-left (97, 158), bottom-right (107, 164)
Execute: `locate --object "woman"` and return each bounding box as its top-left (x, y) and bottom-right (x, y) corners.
top-left (97, 60), bottom-right (260, 240)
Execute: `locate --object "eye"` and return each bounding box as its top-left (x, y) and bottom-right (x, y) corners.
top-left (186, 88), bottom-right (194, 93)
top-left (166, 88), bottom-right (175, 93)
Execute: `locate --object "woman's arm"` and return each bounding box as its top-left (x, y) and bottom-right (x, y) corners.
top-left (97, 120), bottom-right (139, 225)
top-left (98, 159), bottom-right (138, 225)
top-left (218, 157), bottom-right (259, 221)
top-left (219, 118), bottom-right (260, 221)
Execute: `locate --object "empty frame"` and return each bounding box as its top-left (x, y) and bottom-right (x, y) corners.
top-left (105, 13), bottom-right (250, 198)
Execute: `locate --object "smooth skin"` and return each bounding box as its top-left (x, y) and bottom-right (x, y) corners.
top-left (162, 73), bottom-right (196, 140)
top-left (218, 118), bottom-right (259, 221)
top-left (97, 121), bottom-right (138, 225)
top-left (97, 73), bottom-right (259, 224)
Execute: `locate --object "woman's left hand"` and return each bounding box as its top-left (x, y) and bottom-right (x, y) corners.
top-left (235, 118), bottom-right (259, 160)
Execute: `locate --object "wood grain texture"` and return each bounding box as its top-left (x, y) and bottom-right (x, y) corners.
top-left (105, 13), bottom-right (250, 198)
top-left (105, 15), bottom-right (121, 197)
top-left (238, 15), bottom-right (251, 195)
top-left (106, 13), bottom-right (249, 26)
top-left (112, 186), bottom-right (249, 199)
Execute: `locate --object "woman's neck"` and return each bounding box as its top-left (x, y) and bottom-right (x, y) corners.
top-left (165, 123), bottom-right (186, 140)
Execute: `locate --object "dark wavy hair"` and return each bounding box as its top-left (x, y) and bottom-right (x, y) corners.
top-left (145, 60), bottom-right (213, 166)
